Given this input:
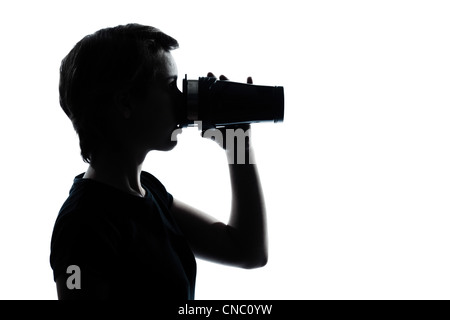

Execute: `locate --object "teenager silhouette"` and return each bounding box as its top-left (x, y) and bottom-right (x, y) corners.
top-left (50, 23), bottom-right (267, 300)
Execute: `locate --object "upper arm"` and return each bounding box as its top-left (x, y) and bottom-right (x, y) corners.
top-left (170, 198), bottom-right (248, 267)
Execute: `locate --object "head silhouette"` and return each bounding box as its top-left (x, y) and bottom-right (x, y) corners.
top-left (59, 24), bottom-right (180, 163)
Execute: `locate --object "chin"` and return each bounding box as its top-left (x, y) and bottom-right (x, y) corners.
top-left (158, 139), bottom-right (178, 152)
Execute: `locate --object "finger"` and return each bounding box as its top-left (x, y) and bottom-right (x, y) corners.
top-left (219, 75), bottom-right (228, 81)
top-left (247, 76), bottom-right (253, 84)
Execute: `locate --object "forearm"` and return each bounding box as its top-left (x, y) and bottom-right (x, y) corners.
top-left (226, 146), bottom-right (268, 268)
top-left (172, 126), bottom-right (268, 268)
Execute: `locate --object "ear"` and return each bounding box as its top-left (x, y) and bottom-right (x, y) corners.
top-left (114, 91), bottom-right (132, 119)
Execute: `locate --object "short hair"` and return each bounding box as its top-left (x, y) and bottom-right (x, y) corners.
top-left (59, 23), bottom-right (179, 163)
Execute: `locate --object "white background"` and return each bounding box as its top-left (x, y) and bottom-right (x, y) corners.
top-left (0, 0), bottom-right (449, 299)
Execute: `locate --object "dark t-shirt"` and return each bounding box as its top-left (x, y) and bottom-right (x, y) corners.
top-left (50, 171), bottom-right (196, 300)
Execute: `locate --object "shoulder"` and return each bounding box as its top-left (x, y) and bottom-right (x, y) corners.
top-left (56, 176), bottom-right (102, 220)
top-left (50, 177), bottom-right (125, 260)
top-left (50, 195), bottom-right (123, 283)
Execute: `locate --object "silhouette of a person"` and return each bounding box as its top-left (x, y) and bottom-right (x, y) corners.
top-left (50, 23), bottom-right (267, 300)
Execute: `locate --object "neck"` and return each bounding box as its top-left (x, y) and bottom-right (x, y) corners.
top-left (83, 147), bottom-right (148, 197)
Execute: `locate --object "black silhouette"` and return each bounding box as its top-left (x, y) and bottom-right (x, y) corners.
top-left (50, 23), bottom-right (267, 300)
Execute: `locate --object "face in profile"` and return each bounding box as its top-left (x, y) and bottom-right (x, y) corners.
top-left (124, 50), bottom-right (182, 153)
